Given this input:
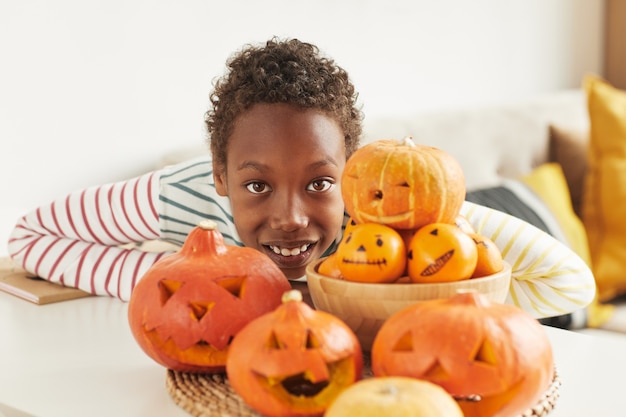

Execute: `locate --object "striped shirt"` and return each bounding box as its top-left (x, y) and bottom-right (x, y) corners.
top-left (7, 155), bottom-right (595, 317)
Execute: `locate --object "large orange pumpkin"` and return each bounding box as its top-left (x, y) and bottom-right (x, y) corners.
top-left (371, 291), bottom-right (554, 417)
top-left (341, 137), bottom-right (466, 230)
top-left (127, 220), bottom-right (291, 373)
top-left (226, 290), bottom-right (363, 417)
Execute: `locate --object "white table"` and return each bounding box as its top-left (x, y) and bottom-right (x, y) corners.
top-left (1, 292), bottom-right (625, 417)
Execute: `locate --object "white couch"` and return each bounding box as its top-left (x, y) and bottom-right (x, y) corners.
top-left (362, 90), bottom-right (588, 190)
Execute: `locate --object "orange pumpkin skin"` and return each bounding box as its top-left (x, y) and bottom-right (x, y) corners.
top-left (407, 222), bottom-right (478, 283)
top-left (341, 137), bottom-right (466, 230)
top-left (470, 233), bottom-right (504, 278)
top-left (336, 223), bottom-right (406, 283)
top-left (317, 253), bottom-right (343, 279)
top-left (226, 290), bottom-right (363, 417)
top-left (127, 220), bottom-right (291, 373)
top-left (371, 292), bottom-right (555, 417)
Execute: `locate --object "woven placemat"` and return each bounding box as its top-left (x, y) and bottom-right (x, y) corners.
top-left (166, 366), bottom-right (561, 417)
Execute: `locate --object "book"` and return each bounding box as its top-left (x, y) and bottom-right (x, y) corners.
top-left (0, 257), bottom-right (92, 305)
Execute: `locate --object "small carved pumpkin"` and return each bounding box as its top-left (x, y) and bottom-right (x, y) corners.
top-left (226, 290), bottom-right (363, 417)
top-left (127, 220), bottom-right (291, 373)
top-left (336, 223), bottom-right (406, 283)
top-left (407, 222), bottom-right (478, 283)
top-left (341, 137), bottom-right (466, 230)
top-left (371, 291), bottom-right (554, 417)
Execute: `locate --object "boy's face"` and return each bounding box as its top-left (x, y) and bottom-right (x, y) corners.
top-left (214, 103), bottom-right (347, 280)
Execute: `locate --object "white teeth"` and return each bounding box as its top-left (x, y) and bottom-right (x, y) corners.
top-left (270, 244), bottom-right (310, 257)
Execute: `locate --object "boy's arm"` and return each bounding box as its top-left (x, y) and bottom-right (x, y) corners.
top-left (461, 201), bottom-right (596, 318)
top-left (7, 170), bottom-right (171, 301)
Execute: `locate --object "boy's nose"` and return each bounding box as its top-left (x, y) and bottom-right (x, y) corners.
top-left (269, 193), bottom-right (309, 232)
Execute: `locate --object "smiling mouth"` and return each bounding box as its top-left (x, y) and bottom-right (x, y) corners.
top-left (268, 243), bottom-right (311, 257)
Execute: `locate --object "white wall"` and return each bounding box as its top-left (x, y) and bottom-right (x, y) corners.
top-left (0, 0), bottom-right (605, 256)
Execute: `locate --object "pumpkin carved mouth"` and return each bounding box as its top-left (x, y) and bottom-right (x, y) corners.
top-left (279, 373), bottom-right (330, 397)
top-left (416, 249), bottom-right (454, 276)
top-left (252, 357), bottom-right (353, 404)
top-left (357, 210), bottom-right (413, 224)
top-left (341, 257), bottom-right (388, 268)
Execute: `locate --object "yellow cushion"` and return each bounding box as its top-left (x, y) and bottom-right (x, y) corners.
top-left (521, 163), bottom-right (591, 265)
top-left (582, 75), bottom-right (626, 302)
top-left (522, 162), bottom-right (614, 327)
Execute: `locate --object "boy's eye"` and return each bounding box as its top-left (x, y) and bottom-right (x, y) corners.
top-left (246, 182), bottom-right (271, 194)
top-left (308, 179), bottom-right (334, 192)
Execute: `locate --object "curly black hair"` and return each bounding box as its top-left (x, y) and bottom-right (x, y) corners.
top-left (205, 38), bottom-right (362, 169)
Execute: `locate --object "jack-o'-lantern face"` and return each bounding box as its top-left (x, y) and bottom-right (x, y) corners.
top-left (341, 137), bottom-right (466, 230)
top-left (407, 222), bottom-right (477, 283)
top-left (128, 221), bottom-right (291, 373)
top-left (227, 290), bottom-right (363, 417)
top-left (336, 223), bottom-right (406, 283)
top-left (371, 292), bottom-right (555, 417)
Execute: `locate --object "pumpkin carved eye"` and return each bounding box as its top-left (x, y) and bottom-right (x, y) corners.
top-left (215, 275), bottom-right (246, 298)
top-left (391, 331), bottom-right (413, 352)
top-left (158, 279), bottom-right (183, 305)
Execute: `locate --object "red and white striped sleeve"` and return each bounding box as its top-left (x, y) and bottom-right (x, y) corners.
top-left (7, 170), bottom-right (170, 301)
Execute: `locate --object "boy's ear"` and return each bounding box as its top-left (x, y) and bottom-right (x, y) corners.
top-left (214, 167), bottom-right (228, 196)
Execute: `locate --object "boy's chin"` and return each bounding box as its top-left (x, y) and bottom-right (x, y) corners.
top-left (282, 266), bottom-right (307, 281)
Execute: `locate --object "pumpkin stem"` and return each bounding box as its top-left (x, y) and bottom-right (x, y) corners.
top-left (453, 290), bottom-right (491, 308)
top-left (282, 289), bottom-right (303, 304)
top-left (198, 220), bottom-right (218, 230)
top-left (400, 136), bottom-right (416, 147)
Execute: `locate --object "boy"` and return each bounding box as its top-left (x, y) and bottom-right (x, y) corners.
top-left (8, 38), bottom-right (595, 318)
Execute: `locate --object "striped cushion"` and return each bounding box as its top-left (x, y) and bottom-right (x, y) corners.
top-left (466, 179), bottom-right (570, 247)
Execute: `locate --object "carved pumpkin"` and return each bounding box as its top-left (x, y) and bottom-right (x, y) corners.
top-left (407, 222), bottom-right (478, 283)
top-left (371, 291), bottom-right (555, 417)
top-left (325, 376), bottom-right (463, 417)
top-left (127, 220), bottom-right (291, 373)
top-left (341, 137), bottom-right (466, 230)
top-left (336, 223), bottom-right (406, 283)
top-left (226, 290), bottom-right (363, 417)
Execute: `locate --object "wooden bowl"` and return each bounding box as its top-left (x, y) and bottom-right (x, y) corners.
top-left (306, 258), bottom-right (512, 350)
